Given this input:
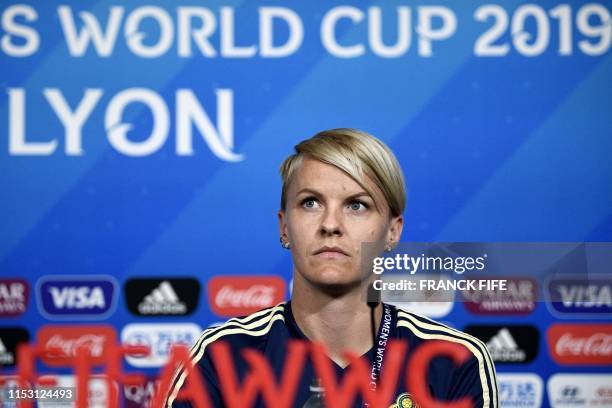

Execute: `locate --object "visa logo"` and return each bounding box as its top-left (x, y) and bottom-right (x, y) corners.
top-left (49, 286), bottom-right (106, 309)
top-left (547, 277), bottom-right (612, 317)
top-left (559, 285), bottom-right (611, 307)
top-left (37, 276), bottom-right (117, 320)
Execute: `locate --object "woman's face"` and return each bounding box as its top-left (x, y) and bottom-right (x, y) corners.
top-left (279, 157), bottom-right (403, 292)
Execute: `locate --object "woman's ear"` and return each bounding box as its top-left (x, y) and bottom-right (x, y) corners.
top-left (278, 210), bottom-right (288, 239)
top-left (387, 215), bottom-right (404, 249)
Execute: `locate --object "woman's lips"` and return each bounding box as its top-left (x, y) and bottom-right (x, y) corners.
top-left (313, 246), bottom-right (349, 258)
top-left (315, 251), bottom-right (347, 259)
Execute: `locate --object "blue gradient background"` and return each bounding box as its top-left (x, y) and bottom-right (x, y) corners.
top-left (1, 1), bottom-right (611, 407)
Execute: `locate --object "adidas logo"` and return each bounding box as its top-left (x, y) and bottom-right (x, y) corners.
top-left (486, 328), bottom-right (526, 362)
top-left (0, 338), bottom-right (15, 365)
top-left (137, 281), bottom-right (186, 315)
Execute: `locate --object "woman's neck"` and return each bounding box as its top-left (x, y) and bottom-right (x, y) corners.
top-left (291, 275), bottom-right (382, 367)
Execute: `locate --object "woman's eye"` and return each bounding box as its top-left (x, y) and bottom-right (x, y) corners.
top-left (302, 198), bottom-right (318, 208)
top-left (349, 201), bottom-right (368, 212)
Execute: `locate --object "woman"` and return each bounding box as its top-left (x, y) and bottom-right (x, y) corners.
top-left (166, 129), bottom-right (498, 407)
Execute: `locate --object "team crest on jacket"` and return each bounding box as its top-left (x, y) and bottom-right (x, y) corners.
top-left (389, 392), bottom-right (420, 408)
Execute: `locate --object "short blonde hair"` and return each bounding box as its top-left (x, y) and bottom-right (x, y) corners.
top-left (279, 128), bottom-right (406, 217)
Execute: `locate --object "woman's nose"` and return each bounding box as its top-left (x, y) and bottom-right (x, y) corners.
top-left (319, 207), bottom-right (343, 236)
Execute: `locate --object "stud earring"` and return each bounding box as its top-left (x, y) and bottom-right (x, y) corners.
top-left (280, 237), bottom-right (291, 250)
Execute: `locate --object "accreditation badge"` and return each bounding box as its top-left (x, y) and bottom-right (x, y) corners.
top-left (389, 392), bottom-right (420, 408)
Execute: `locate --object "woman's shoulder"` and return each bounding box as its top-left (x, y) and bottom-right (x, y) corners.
top-left (193, 302), bottom-right (288, 349)
top-left (391, 304), bottom-right (489, 352)
top-left (163, 303), bottom-right (289, 408)
top-left (392, 304), bottom-right (499, 407)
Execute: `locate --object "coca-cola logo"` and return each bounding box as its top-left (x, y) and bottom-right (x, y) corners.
top-left (45, 334), bottom-right (107, 357)
top-left (216, 285), bottom-right (275, 307)
top-left (555, 333), bottom-right (612, 355)
top-left (37, 325), bottom-right (116, 366)
top-left (548, 324), bottom-right (612, 365)
top-left (208, 276), bottom-right (286, 317)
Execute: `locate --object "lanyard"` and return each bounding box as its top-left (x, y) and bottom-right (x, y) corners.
top-left (364, 303), bottom-right (394, 407)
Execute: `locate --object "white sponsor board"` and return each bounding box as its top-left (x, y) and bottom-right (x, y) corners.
top-left (387, 301), bottom-right (453, 318)
top-left (121, 323), bottom-right (201, 367)
top-left (498, 373), bottom-right (543, 408)
top-left (382, 273), bottom-right (454, 318)
top-left (548, 374), bottom-right (612, 407)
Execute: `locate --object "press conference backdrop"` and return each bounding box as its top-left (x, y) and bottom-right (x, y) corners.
top-left (1, 0), bottom-right (611, 406)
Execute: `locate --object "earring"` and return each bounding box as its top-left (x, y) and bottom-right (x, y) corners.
top-left (385, 244), bottom-right (393, 253)
top-left (280, 237), bottom-right (290, 250)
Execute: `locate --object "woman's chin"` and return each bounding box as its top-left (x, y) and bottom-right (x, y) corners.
top-left (307, 269), bottom-right (361, 294)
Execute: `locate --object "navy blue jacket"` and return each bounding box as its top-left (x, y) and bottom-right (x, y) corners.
top-left (166, 302), bottom-right (498, 408)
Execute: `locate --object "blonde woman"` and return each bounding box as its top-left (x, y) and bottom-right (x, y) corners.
top-left (166, 129), bottom-right (498, 408)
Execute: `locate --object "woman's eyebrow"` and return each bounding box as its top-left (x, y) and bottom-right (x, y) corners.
top-left (296, 188), bottom-right (321, 196)
top-left (346, 192), bottom-right (373, 200)
top-left (296, 188), bottom-right (371, 199)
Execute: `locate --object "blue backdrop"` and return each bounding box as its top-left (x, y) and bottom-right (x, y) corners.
top-left (1, 1), bottom-right (611, 407)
